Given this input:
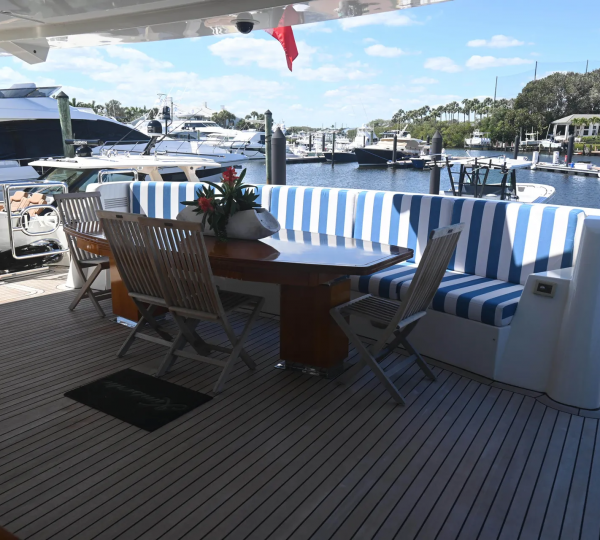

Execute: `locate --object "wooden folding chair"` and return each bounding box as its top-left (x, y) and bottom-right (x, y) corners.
top-left (138, 217), bottom-right (265, 393)
top-left (55, 192), bottom-right (111, 317)
top-left (331, 223), bottom-right (465, 404)
top-left (97, 211), bottom-right (179, 358)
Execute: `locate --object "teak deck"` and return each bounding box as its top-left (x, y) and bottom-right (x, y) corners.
top-left (0, 270), bottom-right (599, 540)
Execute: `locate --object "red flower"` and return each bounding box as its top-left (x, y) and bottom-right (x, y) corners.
top-left (222, 166), bottom-right (238, 186)
top-left (198, 196), bottom-right (214, 212)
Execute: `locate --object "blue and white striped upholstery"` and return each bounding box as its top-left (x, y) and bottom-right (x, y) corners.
top-left (129, 182), bottom-right (206, 218)
top-left (254, 184), bottom-right (271, 210)
top-left (351, 190), bottom-right (586, 326)
top-left (268, 186), bottom-right (358, 237)
top-left (353, 191), bottom-right (455, 263)
top-left (352, 262), bottom-right (523, 327)
top-left (129, 182), bottom-right (271, 219)
top-left (448, 199), bottom-right (586, 285)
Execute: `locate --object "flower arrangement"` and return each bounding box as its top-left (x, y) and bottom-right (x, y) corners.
top-left (182, 167), bottom-right (260, 241)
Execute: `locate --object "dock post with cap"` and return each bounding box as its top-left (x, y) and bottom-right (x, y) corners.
top-left (272, 127), bottom-right (287, 185)
top-left (265, 110), bottom-right (273, 184)
top-left (56, 91), bottom-right (75, 158)
top-left (429, 130), bottom-right (442, 195)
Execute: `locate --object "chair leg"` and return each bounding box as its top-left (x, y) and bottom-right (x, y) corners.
top-left (118, 304), bottom-right (172, 358)
top-left (69, 263), bottom-right (105, 317)
top-left (331, 308), bottom-right (405, 405)
top-left (156, 330), bottom-right (187, 377)
top-left (136, 303), bottom-right (173, 343)
top-left (232, 298), bottom-right (264, 370)
top-left (214, 299), bottom-right (264, 393)
top-left (398, 333), bottom-right (436, 381)
top-left (215, 322), bottom-right (247, 394)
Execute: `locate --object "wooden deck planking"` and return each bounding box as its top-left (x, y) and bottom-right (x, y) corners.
top-left (0, 271), bottom-right (600, 539)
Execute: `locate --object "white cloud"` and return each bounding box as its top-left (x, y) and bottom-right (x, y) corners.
top-left (294, 63), bottom-right (373, 82)
top-left (104, 46), bottom-right (173, 68)
top-left (320, 83), bottom-right (462, 123)
top-left (209, 36), bottom-right (311, 70)
top-left (294, 22), bottom-right (332, 34)
top-left (364, 44), bottom-right (406, 58)
top-left (11, 46), bottom-right (290, 116)
top-left (290, 103), bottom-right (313, 111)
top-left (467, 35), bottom-right (525, 48)
top-left (209, 36), bottom-right (372, 82)
top-left (466, 55), bottom-right (534, 69)
top-left (411, 77), bottom-right (438, 84)
top-left (424, 57), bottom-right (462, 73)
top-left (363, 38), bottom-right (377, 44)
top-left (340, 11), bottom-right (419, 30)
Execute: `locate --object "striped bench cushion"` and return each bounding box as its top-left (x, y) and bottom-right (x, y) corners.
top-left (129, 182), bottom-right (270, 218)
top-left (353, 191), bottom-right (455, 263)
top-left (351, 262), bottom-right (523, 327)
top-left (129, 182), bottom-right (206, 218)
top-left (449, 199), bottom-right (586, 285)
top-left (268, 186), bottom-right (358, 237)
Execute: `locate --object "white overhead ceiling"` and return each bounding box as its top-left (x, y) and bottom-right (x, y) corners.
top-left (0, 0), bottom-right (451, 64)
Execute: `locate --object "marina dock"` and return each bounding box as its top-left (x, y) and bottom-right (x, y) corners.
top-left (286, 156), bottom-right (326, 164)
top-left (533, 162), bottom-right (600, 178)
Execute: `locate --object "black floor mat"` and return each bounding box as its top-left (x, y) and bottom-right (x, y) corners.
top-left (65, 368), bottom-right (213, 432)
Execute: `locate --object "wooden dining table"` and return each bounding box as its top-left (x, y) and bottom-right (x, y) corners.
top-left (70, 227), bottom-right (413, 376)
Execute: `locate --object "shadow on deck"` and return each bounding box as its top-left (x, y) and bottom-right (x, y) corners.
top-left (0, 270), bottom-right (599, 540)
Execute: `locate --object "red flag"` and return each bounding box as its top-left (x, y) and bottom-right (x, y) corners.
top-left (265, 5), bottom-right (300, 71)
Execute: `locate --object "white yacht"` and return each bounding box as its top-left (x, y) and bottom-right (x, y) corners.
top-left (0, 149), bottom-right (224, 274)
top-left (218, 130), bottom-right (266, 160)
top-left (355, 128), bottom-right (423, 165)
top-left (464, 130), bottom-right (492, 149)
top-left (351, 124), bottom-right (378, 148)
top-left (0, 83), bottom-right (148, 162)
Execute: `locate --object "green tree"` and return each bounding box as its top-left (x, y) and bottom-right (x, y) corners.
top-left (212, 109), bottom-right (237, 128)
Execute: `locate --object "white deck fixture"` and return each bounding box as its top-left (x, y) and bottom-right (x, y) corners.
top-left (0, 0), bottom-right (451, 64)
top-left (549, 217), bottom-right (600, 408)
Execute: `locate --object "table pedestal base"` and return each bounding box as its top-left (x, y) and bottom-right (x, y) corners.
top-left (279, 278), bottom-right (350, 375)
top-left (274, 360), bottom-right (344, 379)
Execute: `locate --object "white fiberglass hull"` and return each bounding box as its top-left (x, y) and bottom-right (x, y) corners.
top-left (442, 183), bottom-right (555, 204)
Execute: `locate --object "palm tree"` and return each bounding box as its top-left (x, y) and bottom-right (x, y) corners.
top-left (461, 99), bottom-right (470, 122)
top-left (434, 105), bottom-right (444, 123)
top-left (483, 98), bottom-right (494, 118)
top-left (470, 98), bottom-right (481, 122)
top-left (392, 109), bottom-right (405, 126)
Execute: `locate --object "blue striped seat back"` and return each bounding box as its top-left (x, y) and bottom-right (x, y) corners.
top-left (449, 198), bottom-right (586, 285)
top-left (269, 186), bottom-right (358, 237)
top-left (353, 191), bottom-right (455, 263)
top-left (129, 182), bottom-right (271, 219)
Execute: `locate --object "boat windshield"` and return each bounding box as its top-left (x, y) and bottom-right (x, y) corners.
top-left (39, 167), bottom-right (136, 192)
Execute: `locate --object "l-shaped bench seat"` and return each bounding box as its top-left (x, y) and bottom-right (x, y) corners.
top-left (120, 182), bottom-right (585, 327)
top-left (261, 185), bottom-right (585, 327)
top-left (89, 180), bottom-right (587, 380)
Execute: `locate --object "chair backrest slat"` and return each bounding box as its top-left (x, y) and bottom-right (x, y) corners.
top-left (55, 192), bottom-right (104, 262)
top-left (97, 211), bottom-right (164, 300)
top-left (138, 217), bottom-right (223, 317)
top-left (397, 223), bottom-right (465, 324)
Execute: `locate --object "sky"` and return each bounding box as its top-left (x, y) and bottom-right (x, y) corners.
top-left (0, 0), bottom-right (598, 128)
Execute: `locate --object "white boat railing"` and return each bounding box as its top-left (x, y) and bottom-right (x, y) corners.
top-left (2, 180), bottom-right (69, 261)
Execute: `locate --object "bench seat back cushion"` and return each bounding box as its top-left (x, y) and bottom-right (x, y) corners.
top-left (449, 198), bottom-right (586, 285)
top-left (129, 182), bottom-right (270, 219)
top-left (353, 191), bottom-right (456, 263)
top-left (267, 185), bottom-right (358, 237)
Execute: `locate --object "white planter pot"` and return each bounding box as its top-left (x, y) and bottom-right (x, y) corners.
top-left (176, 206), bottom-right (280, 240)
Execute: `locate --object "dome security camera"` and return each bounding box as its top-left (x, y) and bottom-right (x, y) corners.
top-left (234, 12), bottom-right (258, 34)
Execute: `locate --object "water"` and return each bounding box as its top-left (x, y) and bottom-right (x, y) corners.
top-left (242, 150), bottom-right (600, 210)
